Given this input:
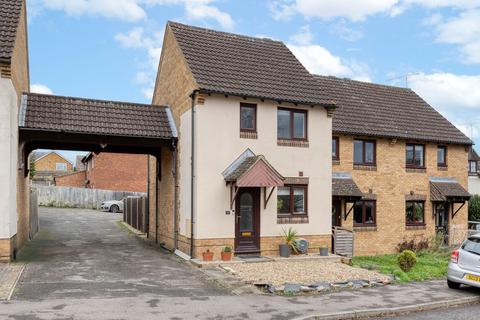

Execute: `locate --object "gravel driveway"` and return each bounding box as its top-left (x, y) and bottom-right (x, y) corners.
top-left (227, 260), bottom-right (389, 286)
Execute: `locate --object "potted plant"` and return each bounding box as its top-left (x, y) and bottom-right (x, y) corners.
top-left (221, 246), bottom-right (232, 261)
top-left (319, 245), bottom-right (329, 256)
top-left (202, 249), bottom-right (214, 261)
top-left (279, 227), bottom-right (299, 257)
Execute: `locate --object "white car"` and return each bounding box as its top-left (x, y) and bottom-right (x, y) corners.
top-left (100, 200), bottom-right (123, 213)
top-left (447, 234), bottom-right (480, 289)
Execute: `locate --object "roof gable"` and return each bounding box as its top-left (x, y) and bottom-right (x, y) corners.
top-left (0, 0), bottom-right (23, 63)
top-left (316, 75), bottom-right (472, 145)
top-left (168, 21), bottom-right (334, 107)
top-left (33, 151), bottom-right (72, 165)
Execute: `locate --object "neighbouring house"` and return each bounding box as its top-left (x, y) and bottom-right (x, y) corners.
top-left (468, 148), bottom-right (480, 196)
top-left (0, 0), bottom-right (30, 261)
top-left (82, 152), bottom-right (148, 193)
top-left (30, 151), bottom-right (73, 186)
top-left (322, 75), bottom-right (472, 255)
top-left (149, 21), bottom-right (336, 258)
top-left (75, 154), bottom-right (86, 171)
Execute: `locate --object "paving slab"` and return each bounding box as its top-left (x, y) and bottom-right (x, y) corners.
top-left (0, 263), bottom-right (24, 300)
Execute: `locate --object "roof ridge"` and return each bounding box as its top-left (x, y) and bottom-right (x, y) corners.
top-left (167, 20), bottom-right (282, 44)
top-left (24, 92), bottom-right (169, 109)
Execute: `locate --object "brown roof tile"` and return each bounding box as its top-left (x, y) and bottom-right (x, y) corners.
top-left (430, 181), bottom-right (470, 202)
top-left (168, 21), bottom-right (335, 107)
top-left (0, 0), bottom-right (23, 62)
top-left (20, 93), bottom-right (175, 139)
top-left (332, 178), bottom-right (363, 198)
top-left (316, 75), bottom-right (472, 145)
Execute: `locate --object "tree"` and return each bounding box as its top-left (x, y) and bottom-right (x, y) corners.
top-left (29, 159), bottom-right (36, 180)
top-left (469, 195), bottom-right (480, 221)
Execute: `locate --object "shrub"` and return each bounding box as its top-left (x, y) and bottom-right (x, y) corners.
top-left (469, 195), bottom-right (480, 221)
top-left (397, 250), bottom-right (417, 272)
top-left (281, 227), bottom-right (299, 253)
top-left (223, 246), bottom-right (232, 253)
top-left (396, 238), bottom-right (429, 253)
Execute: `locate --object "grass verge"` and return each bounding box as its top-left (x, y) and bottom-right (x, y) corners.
top-left (352, 249), bottom-right (451, 283)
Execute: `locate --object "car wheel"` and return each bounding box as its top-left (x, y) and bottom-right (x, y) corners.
top-left (110, 205), bottom-right (120, 213)
top-left (447, 280), bottom-right (461, 289)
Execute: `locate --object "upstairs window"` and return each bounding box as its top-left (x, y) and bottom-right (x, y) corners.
top-left (56, 163), bottom-right (67, 171)
top-left (406, 201), bottom-right (425, 226)
top-left (353, 201), bottom-right (376, 227)
top-left (277, 108), bottom-right (307, 140)
top-left (353, 139), bottom-right (376, 165)
top-left (332, 137), bottom-right (339, 160)
top-left (240, 103), bottom-right (256, 132)
top-left (437, 146), bottom-right (447, 167)
top-left (406, 144), bottom-right (425, 168)
top-left (469, 160), bottom-right (478, 175)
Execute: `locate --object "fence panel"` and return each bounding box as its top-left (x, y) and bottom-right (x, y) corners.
top-left (29, 189), bottom-right (39, 239)
top-left (124, 196), bottom-right (147, 233)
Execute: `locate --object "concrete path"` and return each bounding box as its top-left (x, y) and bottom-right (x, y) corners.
top-left (1, 207), bottom-right (479, 320)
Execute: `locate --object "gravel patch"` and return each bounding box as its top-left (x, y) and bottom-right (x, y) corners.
top-left (226, 260), bottom-right (389, 286)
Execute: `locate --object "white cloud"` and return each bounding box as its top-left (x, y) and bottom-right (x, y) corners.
top-left (331, 21), bottom-right (363, 42)
top-left (42, 0), bottom-right (146, 21)
top-left (143, 0), bottom-right (234, 29)
top-left (288, 44), bottom-right (371, 81)
top-left (290, 25), bottom-right (313, 45)
top-left (31, 84), bottom-right (53, 95)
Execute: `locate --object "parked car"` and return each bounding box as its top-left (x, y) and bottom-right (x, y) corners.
top-left (100, 200), bottom-right (123, 213)
top-left (468, 221), bottom-right (480, 237)
top-left (447, 234), bottom-right (480, 289)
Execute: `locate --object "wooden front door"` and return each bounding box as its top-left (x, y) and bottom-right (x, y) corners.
top-left (435, 203), bottom-right (450, 245)
top-left (332, 199), bottom-right (342, 227)
top-left (235, 188), bottom-right (260, 254)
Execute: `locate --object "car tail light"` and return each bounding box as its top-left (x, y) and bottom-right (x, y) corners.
top-left (451, 249), bottom-right (459, 264)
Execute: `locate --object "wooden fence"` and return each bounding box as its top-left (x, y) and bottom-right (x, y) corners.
top-left (29, 189), bottom-right (39, 240)
top-left (123, 196), bottom-right (148, 233)
top-left (33, 185), bottom-right (146, 210)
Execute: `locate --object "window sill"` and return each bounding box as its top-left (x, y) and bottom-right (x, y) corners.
top-left (353, 226), bottom-right (377, 232)
top-left (353, 164), bottom-right (377, 171)
top-left (277, 139), bottom-right (309, 148)
top-left (240, 131), bottom-right (257, 139)
top-left (277, 215), bottom-right (309, 224)
top-left (406, 167), bottom-right (426, 173)
top-left (437, 166), bottom-right (448, 171)
top-left (332, 160), bottom-right (340, 166)
top-left (406, 225), bottom-right (426, 230)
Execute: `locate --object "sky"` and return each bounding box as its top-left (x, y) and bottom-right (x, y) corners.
top-left (26, 0), bottom-right (480, 162)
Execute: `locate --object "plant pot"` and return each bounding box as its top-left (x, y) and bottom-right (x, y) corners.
top-left (319, 246), bottom-right (329, 256)
top-left (279, 244), bottom-right (291, 257)
top-left (221, 251), bottom-right (232, 261)
top-left (202, 251), bottom-right (214, 261)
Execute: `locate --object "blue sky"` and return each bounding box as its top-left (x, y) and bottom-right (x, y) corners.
top-left (27, 0), bottom-right (480, 161)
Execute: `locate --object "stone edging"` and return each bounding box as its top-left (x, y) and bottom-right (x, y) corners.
top-left (294, 296), bottom-right (480, 320)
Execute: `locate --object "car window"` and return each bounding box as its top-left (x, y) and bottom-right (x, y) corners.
top-left (462, 238), bottom-right (480, 255)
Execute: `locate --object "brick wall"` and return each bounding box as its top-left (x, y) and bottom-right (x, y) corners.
top-left (11, 0), bottom-right (29, 100)
top-left (334, 135), bottom-right (469, 256)
top-left (55, 171), bottom-right (86, 188)
top-left (85, 153), bottom-right (148, 193)
top-left (35, 153), bottom-right (73, 172)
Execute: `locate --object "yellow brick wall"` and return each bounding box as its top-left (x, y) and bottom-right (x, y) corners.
top-left (11, 0), bottom-right (29, 100)
top-left (34, 153), bottom-right (73, 172)
top-left (149, 24), bottom-right (198, 251)
top-left (334, 135), bottom-right (469, 256)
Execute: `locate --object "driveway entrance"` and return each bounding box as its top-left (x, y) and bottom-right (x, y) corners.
top-left (13, 207), bottom-right (227, 300)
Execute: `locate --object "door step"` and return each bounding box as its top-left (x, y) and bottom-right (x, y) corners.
top-left (236, 255), bottom-right (272, 263)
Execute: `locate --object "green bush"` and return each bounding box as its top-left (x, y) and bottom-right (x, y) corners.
top-left (397, 250), bottom-right (417, 272)
top-left (469, 195), bottom-right (480, 221)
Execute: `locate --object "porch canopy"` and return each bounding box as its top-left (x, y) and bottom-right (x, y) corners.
top-left (223, 150), bottom-right (284, 209)
top-left (430, 177), bottom-right (470, 219)
top-left (18, 93), bottom-right (177, 176)
top-left (332, 172), bottom-right (363, 200)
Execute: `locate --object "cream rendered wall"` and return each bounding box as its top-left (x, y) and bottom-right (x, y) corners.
top-left (469, 176), bottom-right (480, 196)
top-left (0, 78), bottom-right (18, 239)
top-left (194, 95), bottom-right (332, 239)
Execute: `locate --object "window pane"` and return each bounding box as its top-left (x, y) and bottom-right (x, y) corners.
top-left (437, 147), bottom-right (445, 164)
top-left (470, 161), bottom-right (477, 173)
top-left (277, 110), bottom-right (291, 139)
top-left (406, 145), bottom-right (414, 165)
top-left (277, 187), bottom-right (290, 214)
top-left (365, 202), bottom-right (375, 224)
top-left (239, 193), bottom-right (253, 231)
top-left (354, 140), bottom-right (363, 164)
top-left (332, 139), bottom-right (337, 158)
top-left (293, 112), bottom-right (306, 139)
top-left (414, 203), bottom-right (424, 223)
top-left (365, 142), bottom-right (375, 163)
top-left (293, 187), bottom-right (305, 213)
top-left (463, 238), bottom-right (480, 255)
top-left (354, 202), bottom-right (363, 224)
top-left (240, 106), bottom-right (255, 130)
top-left (406, 202), bottom-right (414, 224)
top-left (415, 145), bottom-right (424, 166)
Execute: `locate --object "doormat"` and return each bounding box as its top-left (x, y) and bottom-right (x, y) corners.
top-left (236, 255), bottom-right (272, 263)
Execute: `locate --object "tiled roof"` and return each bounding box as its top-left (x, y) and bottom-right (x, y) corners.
top-left (224, 156), bottom-right (258, 182)
top-left (20, 93), bottom-right (175, 139)
top-left (0, 0), bottom-right (23, 62)
top-left (469, 148), bottom-right (480, 161)
top-left (224, 155), bottom-right (284, 187)
top-left (430, 181), bottom-right (470, 202)
top-left (315, 75), bottom-right (472, 145)
top-left (332, 178), bottom-right (363, 198)
top-left (30, 151), bottom-right (49, 162)
top-left (168, 21), bottom-right (335, 107)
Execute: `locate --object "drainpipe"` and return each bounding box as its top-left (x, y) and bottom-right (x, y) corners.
top-left (146, 156), bottom-right (150, 238)
top-left (155, 157), bottom-right (159, 244)
top-left (190, 90), bottom-right (199, 258)
top-left (172, 141), bottom-right (178, 250)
